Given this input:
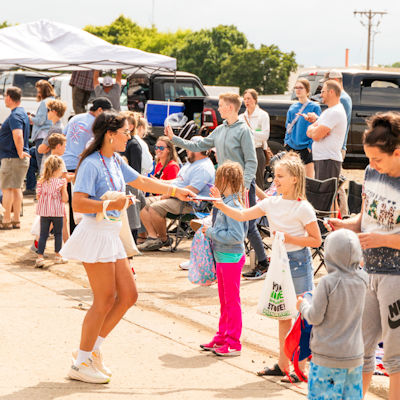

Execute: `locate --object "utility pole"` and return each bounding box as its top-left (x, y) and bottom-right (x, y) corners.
top-left (354, 9), bottom-right (387, 70)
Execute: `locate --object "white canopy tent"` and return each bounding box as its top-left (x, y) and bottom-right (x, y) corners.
top-left (0, 19), bottom-right (176, 74)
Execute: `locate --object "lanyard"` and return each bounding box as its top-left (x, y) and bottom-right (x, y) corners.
top-left (99, 152), bottom-right (123, 192)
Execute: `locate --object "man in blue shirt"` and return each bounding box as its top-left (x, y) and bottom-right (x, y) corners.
top-left (139, 137), bottom-right (215, 251)
top-left (0, 87), bottom-right (30, 229)
top-left (63, 97), bottom-right (112, 234)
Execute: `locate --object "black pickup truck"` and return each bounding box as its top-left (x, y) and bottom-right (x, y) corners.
top-left (125, 69), bottom-right (400, 168)
top-left (206, 70), bottom-right (400, 169)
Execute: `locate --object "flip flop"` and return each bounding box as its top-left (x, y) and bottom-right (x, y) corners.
top-left (256, 363), bottom-right (285, 377)
top-left (281, 373), bottom-right (301, 383)
top-left (11, 221), bottom-right (20, 229)
top-left (0, 221), bottom-right (12, 230)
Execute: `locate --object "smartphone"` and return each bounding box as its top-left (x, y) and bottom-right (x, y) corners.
top-left (323, 218), bottom-right (335, 232)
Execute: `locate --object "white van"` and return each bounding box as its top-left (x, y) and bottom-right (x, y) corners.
top-left (0, 71), bottom-right (55, 125)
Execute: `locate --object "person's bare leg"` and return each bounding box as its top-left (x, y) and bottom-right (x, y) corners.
top-left (79, 262), bottom-right (116, 351)
top-left (62, 216), bottom-right (69, 242)
top-left (278, 319), bottom-right (292, 371)
top-left (305, 163), bottom-right (314, 179)
top-left (362, 371), bottom-right (373, 399)
top-left (389, 372), bottom-right (400, 400)
top-left (11, 188), bottom-right (22, 222)
top-left (148, 208), bottom-right (167, 241)
top-left (2, 188), bottom-right (13, 223)
top-left (99, 258), bottom-right (138, 338)
top-left (140, 207), bottom-right (157, 238)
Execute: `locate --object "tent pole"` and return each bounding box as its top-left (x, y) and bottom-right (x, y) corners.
top-left (174, 70), bottom-right (177, 101)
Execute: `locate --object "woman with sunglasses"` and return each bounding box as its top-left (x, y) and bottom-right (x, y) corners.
top-left (60, 111), bottom-right (195, 384)
top-left (153, 136), bottom-right (180, 180)
top-left (284, 78), bottom-right (321, 178)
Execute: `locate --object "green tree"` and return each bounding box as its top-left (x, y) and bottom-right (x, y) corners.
top-left (0, 21), bottom-right (12, 29)
top-left (217, 45), bottom-right (297, 94)
top-left (391, 62), bottom-right (400, 68)
top-left (171, 25), bottom-right (248, 85)
top-left (85, 15), bottom-right (189, 56)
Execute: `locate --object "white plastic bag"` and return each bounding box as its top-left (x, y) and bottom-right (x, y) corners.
top-left (164, 112), bottom-right (188, 127)
top-left (257, 231), bottom-right (297, 320)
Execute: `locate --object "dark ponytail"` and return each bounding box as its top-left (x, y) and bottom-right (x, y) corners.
top-left (363, 112), bottom-right (400, 154)
top-left (75, 111), bottom-right (126, 174)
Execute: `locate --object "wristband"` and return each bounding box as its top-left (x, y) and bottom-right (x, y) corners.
top-left (171, 186), bottom-right (176, 197)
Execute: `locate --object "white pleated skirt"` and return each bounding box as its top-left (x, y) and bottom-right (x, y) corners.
top-left (60, 216), bottom-right (127, 263)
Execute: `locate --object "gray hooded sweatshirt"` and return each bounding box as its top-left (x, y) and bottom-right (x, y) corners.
top-left (299, 229), bottom-right (369, 369)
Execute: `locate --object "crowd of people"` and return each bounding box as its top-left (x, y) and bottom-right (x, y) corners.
top-left (0, 69), bottom-right (398, 400)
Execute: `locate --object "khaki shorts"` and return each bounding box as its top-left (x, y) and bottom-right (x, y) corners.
top-left (145, 196), bottom-right (193, 217)
top-left (0, 157), bottom-right (30, 189)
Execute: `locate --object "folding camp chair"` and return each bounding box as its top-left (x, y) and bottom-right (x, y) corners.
top-left (166, 201), bottom-right (212, 252)
top-left (305, 177), bottom-right (338, 275)
top-left (347, 180), bottom-right (363, 215)
top-left (175, 121), bottom-right (199, 163)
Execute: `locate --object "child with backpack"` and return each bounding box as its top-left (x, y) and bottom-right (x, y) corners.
top-left (297, 229), bottom-right (368, 400)
top-left (210, 155), bottom-right (321, 380)
top-left (200, 161), bottom-right (248, 356)
top-left (35, 155), bottom-right (68, 267)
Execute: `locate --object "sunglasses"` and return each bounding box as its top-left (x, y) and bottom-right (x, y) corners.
top-left (155, 145), bottom-right (166, 151)
top-left (47, 108), bottom-right (54, 112)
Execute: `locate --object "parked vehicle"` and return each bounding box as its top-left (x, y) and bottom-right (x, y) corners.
top-left (0, 70), bottom-right (54, 125)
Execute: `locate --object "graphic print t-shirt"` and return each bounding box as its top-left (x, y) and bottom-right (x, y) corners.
top-left (361, 166), bottom-right (400, 274)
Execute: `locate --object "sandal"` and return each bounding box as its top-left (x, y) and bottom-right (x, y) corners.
top-left (256, 363), bottom-right (285, 377)
top-left (0, 221), bottom-right (12, 230)
top-left (281, 373), bottom-right (301, 383)
top-left (11, 221), bottom-right (20, 229)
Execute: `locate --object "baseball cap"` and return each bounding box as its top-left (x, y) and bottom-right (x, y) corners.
top-left (320, 70), bottom-right (343, 83)
top-left (103, 76), bottom-right (113, 87)
top-left (90, 97), bottom-right (113, 111)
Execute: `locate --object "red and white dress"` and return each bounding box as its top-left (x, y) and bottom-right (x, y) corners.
top-left (36, 178), bottom-right (66, 217)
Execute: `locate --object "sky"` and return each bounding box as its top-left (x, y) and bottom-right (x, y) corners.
top-left (3, 0), bottom-right (400, 68)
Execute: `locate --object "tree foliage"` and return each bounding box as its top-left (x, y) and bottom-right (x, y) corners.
top-left (85, 16), bottom-right (297, 94)
top-left (0, 21), bottom-right (12, 29)
top-left (217, 45), bottom-right (297, 94)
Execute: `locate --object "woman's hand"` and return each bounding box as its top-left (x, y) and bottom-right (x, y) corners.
top-left (201, 225), bottom-right (208, 235)
top-left (358, 232), bottom-right (386, 249)
top-left (326, 218), bottom-right (345, 231)
top-left (110, 196), bottom-right (129, 211)
top-left (175, 187), bottom-right (196, 202)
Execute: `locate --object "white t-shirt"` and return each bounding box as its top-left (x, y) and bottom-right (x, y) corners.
top-left (240, 105), bottom-right (270, 148)
top-left (312, 103), bottom-right (347, 162)
top-left (257, 196), bottom-right (317, 252)
top-left (136, 136), bottom-right (154, 175)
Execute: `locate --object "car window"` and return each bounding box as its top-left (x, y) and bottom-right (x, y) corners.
top-left (163, 81), bottom-right (199, 100)
top-left (291, 73), bottom-right (324, 100)
top-left (360, 78), bottom-right (400, 107)
top-left (13, 74), bottom-right (49, 98)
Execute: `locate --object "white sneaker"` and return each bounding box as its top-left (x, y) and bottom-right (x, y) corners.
top-left (72, 350), bottom-right (112, 377)
top-left (179, 260), bottom-right (191, 270)
top-left (35, 258), bottom-right (45, 268)
top-left (68, 358), bottom-right (110, 384)
top-left (54, 256), bottom-right (67, 264)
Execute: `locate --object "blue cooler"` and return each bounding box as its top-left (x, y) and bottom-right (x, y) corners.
top-left (145, 100), bottom-right (185, 126)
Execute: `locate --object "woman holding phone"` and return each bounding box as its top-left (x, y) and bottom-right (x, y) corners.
top-left (284, 78), bottom-right (321, 178)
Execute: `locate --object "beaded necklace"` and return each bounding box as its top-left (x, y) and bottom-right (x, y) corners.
top-left (98, 151), bottom-right (124, 192)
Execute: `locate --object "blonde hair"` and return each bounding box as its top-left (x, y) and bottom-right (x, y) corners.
top-left (137, 116), bottom-right (148, 137)
top-left (120, 111), bottom-right (141, 136)
top-left (215, 161), bottom-right (245, 205)
top-left (274, 156), bottom-right (306, 200)
top-left (40, 155), bottom-right (64, 182)
top-left (219, 93), bottom-right (241, 113)
top-left (46, 99), bottom-right (67, 118)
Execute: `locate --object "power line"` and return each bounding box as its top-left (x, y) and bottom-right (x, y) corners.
top-left (354, 9), bottom-right (387, 70)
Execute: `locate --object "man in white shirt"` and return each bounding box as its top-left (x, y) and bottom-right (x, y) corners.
top-left (306, 80), bottom-right (347, 181)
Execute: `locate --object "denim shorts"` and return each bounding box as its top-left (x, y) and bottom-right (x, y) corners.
top-left (287, 247), bottom-right (314, 295)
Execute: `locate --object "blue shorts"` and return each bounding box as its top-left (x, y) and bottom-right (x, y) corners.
top-left (308, 361), bottom-right (363, 400)
top-left (287, 247), bottom-right (313, 296)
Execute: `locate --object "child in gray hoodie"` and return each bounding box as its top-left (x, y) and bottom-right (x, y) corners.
top-left (297, 229), bottom-right (369, 400)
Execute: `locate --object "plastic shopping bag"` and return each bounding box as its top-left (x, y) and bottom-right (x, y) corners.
top-left (257, 231), bottom-right (297, 320)
top-left (188, 229), bottom-right (216, 286)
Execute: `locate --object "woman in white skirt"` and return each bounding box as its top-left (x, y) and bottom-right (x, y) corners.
top-left (61, 111), bottom-right (195, 384)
